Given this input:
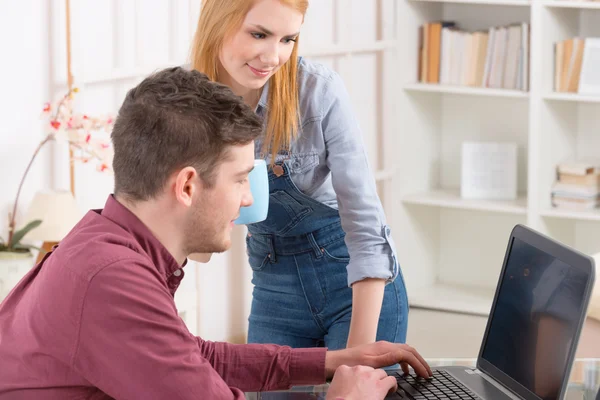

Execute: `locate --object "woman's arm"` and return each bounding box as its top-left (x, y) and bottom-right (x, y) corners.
top-left (320, 69), bottom-right (400, 347)
top-left (347, 278), bottom-right (386, 347)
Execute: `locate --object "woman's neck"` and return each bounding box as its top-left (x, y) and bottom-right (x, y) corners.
top-left (218, 68), bottom-right (262, 109)
top-left (241, 88), bottom-right (262, 110)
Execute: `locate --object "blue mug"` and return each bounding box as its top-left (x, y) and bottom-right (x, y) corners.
top-left (234, 159), bottom-right (269, 225)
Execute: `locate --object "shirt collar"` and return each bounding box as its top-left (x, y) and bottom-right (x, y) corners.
top-left (256, 56), bottom-right (303, 113)
top-left (256, 79), bottom-right (269, 112)
top-left (100, 195), bottom-right (184, 280)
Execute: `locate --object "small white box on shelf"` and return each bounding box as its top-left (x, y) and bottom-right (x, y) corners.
top-left (461, 142), bottom-right (518, 200)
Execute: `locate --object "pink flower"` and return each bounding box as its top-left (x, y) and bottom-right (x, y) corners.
top-left (40, 89), bottom-right (114, 175)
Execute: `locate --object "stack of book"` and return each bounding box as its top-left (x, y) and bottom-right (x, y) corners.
top-left (417, 21), bottom-right (529, 91)
top-left (552, 162), bottom-right (600, 210)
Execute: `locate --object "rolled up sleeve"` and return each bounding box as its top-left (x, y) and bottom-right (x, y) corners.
top-left (321, 71), bottom-right (399, 287)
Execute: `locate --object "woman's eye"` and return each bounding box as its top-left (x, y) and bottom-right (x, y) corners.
top-left (283, 38), bottom-right (297, 44)
top-left (251, 32), bottom-right (266, 39)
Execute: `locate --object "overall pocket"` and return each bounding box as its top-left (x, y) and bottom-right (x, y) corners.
top-left (260, 190), bottom-right (313, 235)
top-left (246, 236), bottom-right (272, 272)
top-left (321, 237), bottom-right (350, 263)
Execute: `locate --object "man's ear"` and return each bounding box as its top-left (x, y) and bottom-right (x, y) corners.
top-left (174, 166), bottom-right (200, 207)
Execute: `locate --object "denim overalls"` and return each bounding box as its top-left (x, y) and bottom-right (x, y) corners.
top-left (246, 160), bottom-right (409, 350)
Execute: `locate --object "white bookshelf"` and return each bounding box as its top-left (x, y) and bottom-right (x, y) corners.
top-left (404, 83), bottom-right (530, 98)
top-left (410, 0), bottom-right (530, 6)
top-left (402, 190), bottom-right (528, 215)
top-left (540, 208), bottom-right (600, 222)
top-left (543, 92), bottom-right (600, 103)
top-left (542, 1), bottom-right (600, 9)
top-left (409, 282), bottom-right (496, 316)
top-left (394, 0), bottom-right (600, 315)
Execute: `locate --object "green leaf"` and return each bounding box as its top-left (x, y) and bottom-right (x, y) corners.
top-left (10, 220), bottom-right (42, 248)
top-left (13, 244), bottom-right (44, 253)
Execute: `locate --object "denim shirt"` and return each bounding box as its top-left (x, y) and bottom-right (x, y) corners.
top-left (255, 57), bottom-right (399, 287)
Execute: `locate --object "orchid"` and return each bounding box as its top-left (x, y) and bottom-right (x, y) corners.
top-left (2, 88), bottom-right (114, 253)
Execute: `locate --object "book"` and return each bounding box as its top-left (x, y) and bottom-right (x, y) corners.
top-left (557, 172), bottom-right (600, 187)
top-left (552, 196), bottom-right (600, 210)
top-left (552, 182), bottom-right (600, 198)
top-left (557, 162), bottom-right (599, 176)
top-left (417, 21), bottom-right (530, 90)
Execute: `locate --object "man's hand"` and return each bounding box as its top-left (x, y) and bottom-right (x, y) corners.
top-left (325, 341), bottom-right (433, 380)
top-left (326, 365), bottom-right (397, 400)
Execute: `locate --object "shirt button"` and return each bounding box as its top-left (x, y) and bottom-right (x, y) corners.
top-left (385, 227), bottom-right (391, 236)
top-left (173, 269), bottom-right (182, 277)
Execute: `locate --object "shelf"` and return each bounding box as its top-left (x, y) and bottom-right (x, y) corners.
top-left (409, 0), bottom-right (530, 5)
top-left (404, 83), bottom-right (530, 99)
top-left (543, 92), bottom-right (600, 104)
top-left (409, 282), bottom-right (495, 316)
top-left (540, 207), bottom-right (600, 222)
top-left (402, 190), bottom-right (528, 215)
top-left (541, 0), bottom-right (600, 9)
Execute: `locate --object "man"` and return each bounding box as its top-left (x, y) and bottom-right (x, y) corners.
top-left (0, 67), bottom-right (431, 399)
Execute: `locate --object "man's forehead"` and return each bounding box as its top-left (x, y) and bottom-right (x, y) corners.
top-left (221, 143), bottom-right (255, 172)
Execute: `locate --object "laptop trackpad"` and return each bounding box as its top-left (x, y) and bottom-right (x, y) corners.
top-left (441, 366), bottom-right (516, 400)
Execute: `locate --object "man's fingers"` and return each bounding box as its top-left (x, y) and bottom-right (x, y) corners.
top-left (396, 351), bottom-right (430, 378)
top-left (408, 345), bottom-right (433, 377)
top-left (372, 368), bottom-right (390, 380)
top-left (401, 362), bottom-right (410, 375)
top-left (400, 344), bottom-right (433, 377)
top-left (382, 375), bottom-right (398, 394)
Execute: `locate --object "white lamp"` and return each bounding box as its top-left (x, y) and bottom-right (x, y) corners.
top-left (21, 190), bottom-right (82, 263)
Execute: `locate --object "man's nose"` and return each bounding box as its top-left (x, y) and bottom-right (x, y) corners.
top-left (241, 188), bottom-right (254, 208)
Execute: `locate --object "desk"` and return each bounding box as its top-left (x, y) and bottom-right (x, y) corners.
top-left (246, 359), bottom-right (600, 399)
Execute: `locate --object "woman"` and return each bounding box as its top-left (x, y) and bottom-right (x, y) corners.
top-left (190, 0), bottom-right (409, 350)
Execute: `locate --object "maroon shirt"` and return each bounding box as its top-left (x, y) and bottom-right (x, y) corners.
top-left (0, 195), bottom-right (325, 399)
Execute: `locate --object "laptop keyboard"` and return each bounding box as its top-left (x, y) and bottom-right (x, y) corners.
top-left (390, 370), bottom-right (481, 400)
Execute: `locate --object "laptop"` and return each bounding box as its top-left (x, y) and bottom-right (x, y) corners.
top-left (254, 224), bottom-right (595, 400)
top-left (388, 224), bottom-right (596, 400)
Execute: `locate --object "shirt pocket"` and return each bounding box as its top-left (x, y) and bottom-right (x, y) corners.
top-left (286, 152), bottom-right (319, 174)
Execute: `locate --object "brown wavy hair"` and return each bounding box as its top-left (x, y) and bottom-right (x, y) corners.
top-left (112, 67), bottom-right (262, 201)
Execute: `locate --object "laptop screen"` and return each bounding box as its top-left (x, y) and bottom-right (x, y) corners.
top-left (481, 236), bottom-right (589, 400)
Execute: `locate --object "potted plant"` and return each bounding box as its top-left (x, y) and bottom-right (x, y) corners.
top-left (0, 88), bottom-right (114, 300)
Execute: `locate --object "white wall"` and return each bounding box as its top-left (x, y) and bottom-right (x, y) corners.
top-left (0, 0), bottom-right (52, 239)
